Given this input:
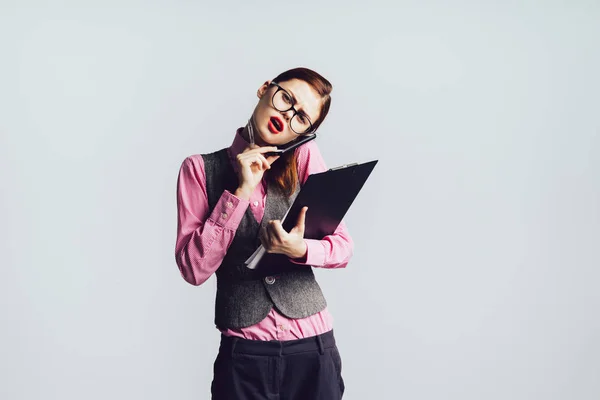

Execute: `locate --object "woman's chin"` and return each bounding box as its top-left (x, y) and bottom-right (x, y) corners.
top-left (255, 129), bottom-right (276, 146)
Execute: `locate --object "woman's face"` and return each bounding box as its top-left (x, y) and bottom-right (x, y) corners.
top-left (251, 78), bottom-right (323, 146)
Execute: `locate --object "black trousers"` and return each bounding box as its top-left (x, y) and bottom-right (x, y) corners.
top-left (211, 330), bottom-right (345, 400)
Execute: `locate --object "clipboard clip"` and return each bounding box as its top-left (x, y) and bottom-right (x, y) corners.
top-left (329, 162), bottom-right (358, 171)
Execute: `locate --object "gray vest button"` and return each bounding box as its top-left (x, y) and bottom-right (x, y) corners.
top-left (265, 276), bottom-right (276, 285)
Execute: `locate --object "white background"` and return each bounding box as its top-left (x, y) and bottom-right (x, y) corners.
top-left (1, 1), bottom-right (599, 399)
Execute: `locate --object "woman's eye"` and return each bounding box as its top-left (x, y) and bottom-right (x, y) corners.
top-left (298, 114), bottom-right (307, 123)
top-left (282, 93), bottom-right (292, 104)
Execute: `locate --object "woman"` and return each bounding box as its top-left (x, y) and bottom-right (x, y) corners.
top-left (175, 67), bottom-right (353, 399)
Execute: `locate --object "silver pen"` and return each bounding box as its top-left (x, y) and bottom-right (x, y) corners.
top-left (247, 116), bottom-right (255, 146)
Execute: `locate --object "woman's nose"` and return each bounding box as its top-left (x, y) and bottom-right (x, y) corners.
top-left (281, 109), bottom-right (293, 121)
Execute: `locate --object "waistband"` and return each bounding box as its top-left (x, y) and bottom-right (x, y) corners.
top-left (219, 329), bottom-right (336, 356)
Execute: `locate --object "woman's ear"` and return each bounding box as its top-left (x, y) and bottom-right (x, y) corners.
top-left (257, 80), bottom-right (271, 98)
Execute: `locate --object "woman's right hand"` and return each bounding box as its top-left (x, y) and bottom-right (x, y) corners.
top-left (234, 144), bottom-right (280, 200)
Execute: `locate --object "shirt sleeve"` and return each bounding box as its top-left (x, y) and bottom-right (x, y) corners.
top-left (174, 156), bottom-right (250, 285)
top-left (288, 141), bottom-right (355, 269)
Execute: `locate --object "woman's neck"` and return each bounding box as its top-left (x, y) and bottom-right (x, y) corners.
top-left (241, 121), bottom-right (267, 146)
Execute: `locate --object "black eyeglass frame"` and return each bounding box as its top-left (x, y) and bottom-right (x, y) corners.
top-left (269, 81), bottom-right (316, 135)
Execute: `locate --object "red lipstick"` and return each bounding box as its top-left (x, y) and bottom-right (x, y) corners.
top-left (268, 116), bottom-right (284, 134)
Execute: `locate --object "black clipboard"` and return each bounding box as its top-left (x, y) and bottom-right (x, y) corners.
top-left (245, 159), bottom-right (378, 269)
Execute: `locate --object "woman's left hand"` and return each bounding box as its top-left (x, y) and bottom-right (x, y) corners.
top-left (260, 206), bottom-right (308, 259)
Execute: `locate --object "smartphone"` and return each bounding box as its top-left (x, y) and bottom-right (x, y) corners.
top-left (264, 133), bottom-right (317, 157)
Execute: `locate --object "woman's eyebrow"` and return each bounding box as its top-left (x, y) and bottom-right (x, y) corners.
top-left (284, 87), bottom-right (312, 117)
top-left (283, 86), bottom-right (299, 105)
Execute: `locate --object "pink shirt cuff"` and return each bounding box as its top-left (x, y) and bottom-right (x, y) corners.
top-left (208, 190), bottom-right (250, 230)
top-left (289, 239), bottom-right (325, 266)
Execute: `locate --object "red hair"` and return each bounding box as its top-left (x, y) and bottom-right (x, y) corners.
top-left (266, 67), bottom-right (333, 197)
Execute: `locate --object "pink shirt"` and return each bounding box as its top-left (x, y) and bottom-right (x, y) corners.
top-left (175, 128), bottom-right (354, 341)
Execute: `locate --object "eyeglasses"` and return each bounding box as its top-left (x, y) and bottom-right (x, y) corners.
top-left (270, 82), bottom-right (314, 135)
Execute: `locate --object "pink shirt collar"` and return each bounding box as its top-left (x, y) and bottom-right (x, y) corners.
top-left (226, 127), bottom-right (250, 174)
top-left (229, 127), bottom-right (249, 158)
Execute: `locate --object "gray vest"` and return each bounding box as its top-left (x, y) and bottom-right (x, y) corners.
top-left (202, 148), bottom-right (327, 330)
